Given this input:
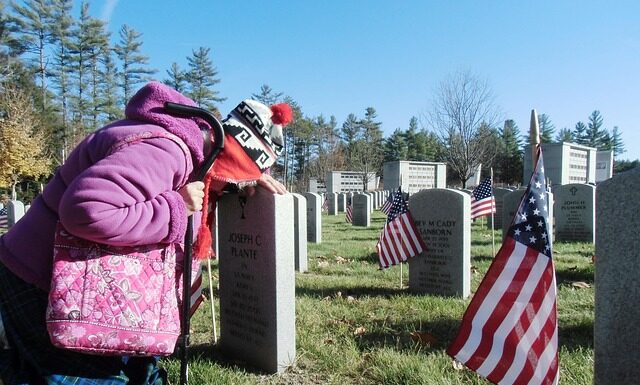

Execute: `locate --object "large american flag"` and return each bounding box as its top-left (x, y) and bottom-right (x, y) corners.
top-left (470, 177), bottom-right (496, 220)
top-left (376, 189), bottom-right (426, 269)
top-left (447, 148), bottom-right (558, 385)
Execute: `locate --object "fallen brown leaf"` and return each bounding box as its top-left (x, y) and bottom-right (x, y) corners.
top-left (452, 360), bottom-right (465, 370)
top-left (410, 331), bottom-right (438, 347)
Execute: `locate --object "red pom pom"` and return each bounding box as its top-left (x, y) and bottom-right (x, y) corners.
top-left (270, 103), bottom-right (293, 126)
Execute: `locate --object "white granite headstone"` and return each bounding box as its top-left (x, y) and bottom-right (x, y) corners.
top-left (552, 184), bottom-right (595, 243)
top-left (290, 193), bottom-right (308, 272)
top-left (595, 167), bottom-right (640, 384)
top-left (303, 192), bottom-right (321, 243)
top-left (408, 189), bottom-right (471, 298)
top-left (217, 190), bottom-right (296, 374)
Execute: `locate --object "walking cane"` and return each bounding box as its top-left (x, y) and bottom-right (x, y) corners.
top-left (164, 102), bottom-right (225, 385)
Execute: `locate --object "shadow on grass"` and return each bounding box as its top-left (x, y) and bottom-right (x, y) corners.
top-left (355, 317), bottom-right (461, 353)
top-left (558, 319), bottom-right (593, 349)
top-left (555, 265), bottom-right (594, 284)
top-left (177, 343), bottom-right (273, 375)
top-left (354, 315), bottom-right (593, 354)
top-left (296, 285), bottom-right (407, 299)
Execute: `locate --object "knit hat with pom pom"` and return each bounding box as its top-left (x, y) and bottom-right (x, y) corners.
top-left (194, 99), bottom-right (293, 259)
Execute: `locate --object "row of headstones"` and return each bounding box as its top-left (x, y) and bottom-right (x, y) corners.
top-left (489, 183), bottom-right (595, 243)
top-left (324, 190), bottom-right (391, 216)
top-left (214, 175), bottom-right (633, 377)
top-left (320, 185), bottom-right (595, 244)
top-left (0, 200), bottom-right (29, 226)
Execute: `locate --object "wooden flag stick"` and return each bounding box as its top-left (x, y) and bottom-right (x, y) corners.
top-left (530, 109), bottom-right (540, 166)
top-left (207, 258), bottom-right (218, 343)
top-left (490, 167), bottom-right (496, 257)
top-left (399, 261), bottom-right (403, 289)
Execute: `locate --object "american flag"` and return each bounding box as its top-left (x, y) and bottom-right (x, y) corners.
top-left (447, 148), bottom-right (558, 385)
top-left (470, 177), bottom-right (496, 220)
top-left (380, 191), bottom-right (394, 215)
top-left (345, 204), bottom-right (353, 223)
top-left (0, 206), bottom-right (8, 230)
top-left (376, 189), bottom-right (426, 268)
top-left (321, 196), bottom-right (328, 212)
top-left (189, 266), bottom-right (205, 317)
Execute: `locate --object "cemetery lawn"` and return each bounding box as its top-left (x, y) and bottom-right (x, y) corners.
top-left (165, 212), bottom-right (594, 384)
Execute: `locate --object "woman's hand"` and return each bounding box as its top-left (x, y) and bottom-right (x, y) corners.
top-left (178, 181), bottom-right (205, 215)
top-left (244, 174), bottom-right (288, 196)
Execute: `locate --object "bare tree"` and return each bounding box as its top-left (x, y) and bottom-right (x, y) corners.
top-left (427, 70), bottom-right (501, 187)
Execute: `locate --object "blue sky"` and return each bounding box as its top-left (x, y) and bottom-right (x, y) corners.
top-left (82, 0), bottom-right (639, 161)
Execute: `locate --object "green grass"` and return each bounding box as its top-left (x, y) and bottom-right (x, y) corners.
top-left (165, 212), bottom-right (594, 384)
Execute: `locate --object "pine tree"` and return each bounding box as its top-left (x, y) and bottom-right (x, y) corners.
top-left (555, 127), bottom-right (573, 142)
top-left (185, 47), bottom-right (224, 114)
top-left (538, 113), bottom-right (555, 143)
top-left (49, 0), bottom-right (73, 154)
top-left (584, 110), bottom-right (607, 148)
top-left (350, 107), bottom-right (383, 190)
top-left (114, 24), bottom-right (155, 106)
top-left (252, 84), bottom-right (283, 106)
top-left (384, 128), bottom-right (407, 162)
top-left (573, 121), bottom-right (587, 145)
top-left (98, 47), bottom-right (120, 124)
top-left (69, 2), bottom-right (105, 133)
top-left (497, 119), bottom-right (523, 185)
top-left (609, 126), bottom-right (625, 157)
top-left (9, 0), bottom-right (55, 110)
top-left (164, 62), bottom-right (187, 93)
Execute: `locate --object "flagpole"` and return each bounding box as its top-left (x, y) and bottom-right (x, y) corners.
top-left (490, 167), bottom-right (495, 257)
top-left (530, 109), bottom-right (540, 165)
top-left (399, 177), bottom-right (403, 289)
top-left (207, 258), bottom-right (217, 343)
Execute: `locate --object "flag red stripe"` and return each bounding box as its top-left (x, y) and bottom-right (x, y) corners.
top-left (482, 258), bottom-right (554, 382)
top-left (377, 230), bottom-right (393, 268)
top-left (464, 245), bottom-right (540, 370)
top-left (511, 308), bottom-right (557, 385)
top-left (452, 242), bottom-right (534, 366)
top-left (494, 269), bottom-right (556, 384)
top-left (471, 197), bottom-right (496, 219)
top-left (391, 217), bottom-right (413, 261)
top-left (384, 221), bottom-right (402, 266)
top-left (447, 237), bottom-right (518, 356)
top-left (403, 213), bottom-right (427, 251)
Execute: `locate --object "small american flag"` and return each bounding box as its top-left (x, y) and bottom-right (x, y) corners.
top-left (380, 191), bottom-right (394, 215)
top-left (0, 207), bottom-right (8, 230)
top-left (345, 204), bottom-right (353, 223)
top-left (321, 196), bottom-right (328, 212)
top-left (189, 266), bottom-right (205, 317)
top-left (376, 189), bottom-right (426, 268)
top-left (447, 148), bottom-right (558, 385)
top-left (470, 177), bottom-right (496, 220)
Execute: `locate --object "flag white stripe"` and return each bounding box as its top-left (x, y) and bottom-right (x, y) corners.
top-left (380, 228), bottom-right (396, 268)
top-left (498, 269), bottom-right (557, 385)
top-left (527, 311), bottom-right (559, 385)
top-left (400, 214), bottom-right (424, 254)
top-left (455, 242), bottom-right (528, 364)
top-left (475, 253), bottom-right (551, 376)
top-left (396, 216), bottom-right (417, 258)
top-left (384, 221), bottom-right (401, 266)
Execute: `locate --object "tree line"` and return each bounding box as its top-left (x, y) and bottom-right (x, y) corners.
top-left (0, 1), bottom-right (632, 201)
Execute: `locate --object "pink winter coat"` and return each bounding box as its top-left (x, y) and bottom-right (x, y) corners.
top-left (0, 82), bottom-right (209, 291)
